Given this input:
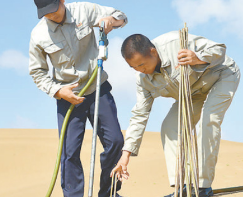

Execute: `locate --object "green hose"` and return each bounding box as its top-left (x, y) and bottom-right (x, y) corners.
top-left (213, 186), bottom-right (243, 194)
top-left (46, 66), bottom-right (98, 197)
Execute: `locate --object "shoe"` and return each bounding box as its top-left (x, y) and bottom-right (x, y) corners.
top-left (164, 186), bottom-right (213, 197)
top-left (164, 185), bottom-right (187, 197)
top-left (192, 187), bottom-right (213, 197)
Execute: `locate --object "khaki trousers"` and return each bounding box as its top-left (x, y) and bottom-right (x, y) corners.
top-left (161, 65), bottom-right (240, 188)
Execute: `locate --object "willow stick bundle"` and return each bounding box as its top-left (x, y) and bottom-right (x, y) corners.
top-left (110, 172), bottom-right (118, 197)
top-left (175, 23), bottom-right (199, 197)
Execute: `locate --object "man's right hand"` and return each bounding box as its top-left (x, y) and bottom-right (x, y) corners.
top-left (55, 83), bottom-right (85, 105)
top-left (110, 150), bottom-right (131, 181)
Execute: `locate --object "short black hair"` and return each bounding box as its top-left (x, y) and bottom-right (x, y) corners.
top-left (121, 34), bottom-right (155, 59)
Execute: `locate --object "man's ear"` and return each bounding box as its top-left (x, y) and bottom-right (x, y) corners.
top-left (150, 48), bottom-right (157, 57)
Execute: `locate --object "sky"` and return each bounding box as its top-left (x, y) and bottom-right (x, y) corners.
top-left (0, 0), bottom-right (243, 142)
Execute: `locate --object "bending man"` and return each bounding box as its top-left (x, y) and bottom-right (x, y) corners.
top-left (111, 32), bottom-right (240, 197)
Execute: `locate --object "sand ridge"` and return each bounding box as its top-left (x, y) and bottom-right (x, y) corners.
top-left (0, 129), bottom-right (242, 197)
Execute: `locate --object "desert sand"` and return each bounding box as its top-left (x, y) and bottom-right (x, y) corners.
top-left (0, 128), bottom-right (242, 197)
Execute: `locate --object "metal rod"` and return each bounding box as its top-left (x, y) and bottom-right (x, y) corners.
top-left (88, 21), bottom-right (107, 197)
top-left (88, 65), bottom-right (102, 197)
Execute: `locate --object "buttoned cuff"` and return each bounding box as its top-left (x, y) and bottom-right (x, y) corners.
top-left (122, 144), bottom-right (139, 156)
top-left (112, 11), bottom-right (128, 28)
top-left (49, 84), bottom-right (62, 99)
top-left (194, 51), bottom-right (210, 64)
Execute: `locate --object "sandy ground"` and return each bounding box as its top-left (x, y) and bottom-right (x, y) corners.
top-left (0, 128), bottom-right (242, 197)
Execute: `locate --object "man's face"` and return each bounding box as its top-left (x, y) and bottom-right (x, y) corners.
top-left (45, 0), bottom-right (65, 23)
top-left (126, 48), bottom-right (159, 74)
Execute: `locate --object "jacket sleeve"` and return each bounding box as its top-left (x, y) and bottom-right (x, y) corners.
top-left (29, 37), bottom-right (62, 98)
top-left (82, 2), bottom-right (128, 28)
top-left (122, 82), bottom-right (154, 156)
top-left (189, 34), bottom-right (226, 68)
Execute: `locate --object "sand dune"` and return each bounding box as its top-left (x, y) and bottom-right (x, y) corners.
top-left (0, 128), bottom-right (242, 197)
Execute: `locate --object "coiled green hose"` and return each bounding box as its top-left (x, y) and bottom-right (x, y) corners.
top-left (45, 66), bottom-right (98, 197)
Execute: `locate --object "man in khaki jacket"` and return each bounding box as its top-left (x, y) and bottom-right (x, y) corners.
top-left (29, 0), bottom-right (127, 196)
top-left (111, 32), bottom-right (240, 197)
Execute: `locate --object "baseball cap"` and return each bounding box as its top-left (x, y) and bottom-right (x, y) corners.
top-left (34, 0), bottom-right (60, 19)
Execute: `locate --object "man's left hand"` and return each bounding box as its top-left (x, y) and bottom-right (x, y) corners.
top-left (177, 49), bottom-right (207, 66)
top-left (98, 16), bottom-right (124, 34)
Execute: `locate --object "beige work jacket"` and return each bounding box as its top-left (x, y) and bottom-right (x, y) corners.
top-left (123, 31), bottom-right (237, 156)
top-left (29, 2), bottom-right (127, 98)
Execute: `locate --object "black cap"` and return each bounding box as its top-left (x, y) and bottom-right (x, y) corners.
top-left (34, 0), bottom-right (60, 19)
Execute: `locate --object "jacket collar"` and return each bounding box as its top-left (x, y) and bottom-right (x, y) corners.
top-left (46, 6), bottom-right (74, 32)
top-left (147, 66), bottom-right (161, 81)
top-left (147, 44), bottom-right (171, 81)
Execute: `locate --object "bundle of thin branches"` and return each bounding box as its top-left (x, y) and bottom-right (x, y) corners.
top-left (110, 172), bottom-right (118, 197)
top-left (174, 23), bottom-right (199, 197)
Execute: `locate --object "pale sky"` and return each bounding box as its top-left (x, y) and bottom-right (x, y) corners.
top-left (0, 0), bottom-right (242, 142)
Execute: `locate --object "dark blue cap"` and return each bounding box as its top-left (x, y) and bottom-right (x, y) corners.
top-left (34, 0), bottom-right (60, 19)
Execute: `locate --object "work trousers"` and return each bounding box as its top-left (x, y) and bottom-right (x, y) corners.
top-left (57, 81), bottom-right (124, 197)
top-left (161, 64), bottom-right (240, 188)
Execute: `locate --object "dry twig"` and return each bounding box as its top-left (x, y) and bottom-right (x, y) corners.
top-left (175, 23), bottom-right (199, 197)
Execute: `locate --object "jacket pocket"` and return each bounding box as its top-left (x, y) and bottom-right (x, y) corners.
top-left (76, 25), bottom-right (92, 40)
top-left (151, 85), bottom-right (170, 98)
top-left (44, 41), bottom-right (63, 53)
top-left (44, 41), bottom-right (70, 65)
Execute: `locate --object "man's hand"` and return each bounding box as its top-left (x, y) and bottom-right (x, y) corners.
top-left (110, 151), bottom-right (131, 181)
top-left (178, 49), bottom-right (207, 66)
top-left (98, 16), bottom-right (124, 34)
top-left (55, 83), bottom-right (85, 105)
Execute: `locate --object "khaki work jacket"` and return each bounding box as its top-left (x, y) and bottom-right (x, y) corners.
top-left (29, 2), bottom-right (127, 98)
top-left (123, 31), bottom-right (238, 156)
